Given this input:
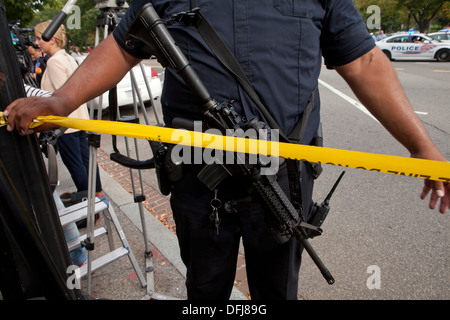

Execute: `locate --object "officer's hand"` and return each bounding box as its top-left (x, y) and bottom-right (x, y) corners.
top-left (412, 150), bottom-right (449, 214)
top-left (4, 95), bottom-right (66, 135)
top-left (421, 179), bottom-right (449, 214)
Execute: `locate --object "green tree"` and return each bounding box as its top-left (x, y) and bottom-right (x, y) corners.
top-left (31, 0), bottom-right (99, 49)
top-left (4, 0), bottom-right (59, 26)
top-left (64, 0), bottom-right (99, 49)
top-left (432, 6), bottom-right (450, 31)
top-left (31, 0), bottom-right (131, 50)
top-left (354, 0), bottom-right (450, 33)
top-left (355, 0), bottom-right (408, 33)
top-left (397, 0), bottom-right (450, 32)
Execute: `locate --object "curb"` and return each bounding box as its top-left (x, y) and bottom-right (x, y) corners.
top-left (97, 150), bottom-right (248, 300)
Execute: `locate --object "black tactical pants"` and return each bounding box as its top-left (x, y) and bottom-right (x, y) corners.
top-left (170, 162), bottom-right (315, 300)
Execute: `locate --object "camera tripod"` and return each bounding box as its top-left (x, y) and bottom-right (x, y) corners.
top-left (90, 0), bottom-right (175, 300)
top-left (43, 0), bottom-right (172, 299)
top-left (95, 3), bottom-right (172, 300)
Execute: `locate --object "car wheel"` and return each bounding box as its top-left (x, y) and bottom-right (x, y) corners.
top-left (382, 50), bottom-right (392, 61)
top-left (435, 49), bottom-right (450, 62)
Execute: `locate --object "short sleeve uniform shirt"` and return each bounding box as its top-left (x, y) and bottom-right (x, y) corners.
top-left (114, 0), bottom-right (375, 144)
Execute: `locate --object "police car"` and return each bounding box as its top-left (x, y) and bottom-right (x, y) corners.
top-left (428, 30), bottom-right (450, 43)
top-left (376, 33), bottom-right (450, 62)
top-left (78, 54), bottom-right (163, 110)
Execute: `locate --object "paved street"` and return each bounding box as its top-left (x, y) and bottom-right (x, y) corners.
top-left (56, 58), bottom-right (449, 300)
top-left (297, 60), bottom-right (449, 299)
top-left (109, 58), bottom-right (450, 300)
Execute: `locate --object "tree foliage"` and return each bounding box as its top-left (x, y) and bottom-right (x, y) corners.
top-left (4, 0), bottom-right (59, 26)
top-left (29, 0), bottom-right (131, 50)
top-left (397, 0), bottom-right (450, 32)
top-left (5, 0), bottom-right (450, 47)
top-left (355, 0), bottom-right (406, 33)
top-left (31, 0), bottom-right (102, 49)
top-left (354, 0), bottom-right (450, 33)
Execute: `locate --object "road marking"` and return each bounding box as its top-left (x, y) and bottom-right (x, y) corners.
top-left (318, 79), bottom-right (379, 122)
top-left (394, 68), bottom-right (404, 71)
top-left (319, 80), bottom-right (431, 119)
top-left (433, 70), bottom-right (450, 73)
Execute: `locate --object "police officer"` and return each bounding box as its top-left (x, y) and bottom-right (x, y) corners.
top-left (5, 0), bottom-right (449, 300)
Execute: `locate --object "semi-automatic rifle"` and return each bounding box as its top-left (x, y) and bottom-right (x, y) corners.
top-left (125, 3), bottom-right (339, 284)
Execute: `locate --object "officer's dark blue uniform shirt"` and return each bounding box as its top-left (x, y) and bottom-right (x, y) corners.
top-left (114, 0), bottom-right (375, 145)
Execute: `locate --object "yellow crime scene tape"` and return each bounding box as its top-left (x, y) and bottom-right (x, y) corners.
top-left (1, 112), bottom-right (449, 182)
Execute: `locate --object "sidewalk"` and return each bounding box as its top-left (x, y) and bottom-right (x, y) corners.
top-left (57, 145), bottom-right (249, 300)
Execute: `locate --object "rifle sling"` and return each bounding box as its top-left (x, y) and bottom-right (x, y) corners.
top-left (185, 6), bottom-right (317, 213)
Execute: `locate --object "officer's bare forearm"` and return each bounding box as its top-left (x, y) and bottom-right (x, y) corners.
top-left (54, 34), bottom-right (141, 115)
top-left (335, 47), bottom-right (442, 159)
top-left (336, 48), bottom-right (448, 214)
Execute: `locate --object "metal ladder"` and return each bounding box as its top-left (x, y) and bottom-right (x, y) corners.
top-left (59, 196), bottom-right (146, 290)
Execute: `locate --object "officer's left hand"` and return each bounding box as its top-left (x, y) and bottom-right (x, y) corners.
top-left (421, 179), bottom-right (449, 214)
top-left (410, 148), bottom-right (449, 214)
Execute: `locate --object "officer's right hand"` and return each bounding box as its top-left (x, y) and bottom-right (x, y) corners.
top-left (4, 95), bottom-right (68, 135)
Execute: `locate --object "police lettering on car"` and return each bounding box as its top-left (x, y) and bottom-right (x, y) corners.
top-left (376, 32), bottom-right (450, 61)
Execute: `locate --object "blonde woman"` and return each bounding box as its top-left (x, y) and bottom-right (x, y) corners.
top-left (34, 20), bottom-right (102, 198)
top-left (34, 21), bottom-right (103, 266)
